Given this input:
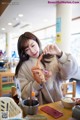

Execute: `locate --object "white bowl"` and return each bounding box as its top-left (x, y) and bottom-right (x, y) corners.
top-left (61, 97), bottom-right (76, 109)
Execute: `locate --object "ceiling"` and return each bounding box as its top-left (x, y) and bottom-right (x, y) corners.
top-left (0, 0), bottom-right (80, 34)
top-left (0, 0), bottom-right (12, 16)
top-left (0, 0), bottom-right (56, 34)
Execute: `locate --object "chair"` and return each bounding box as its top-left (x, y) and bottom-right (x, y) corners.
top-left (11, 86), bottom-right (19, 104)
top-left (0, 72), bottom-right (15, 96)
top-left (11, 86), bottom-right (17, 96)
top-left (61, 80), bottom-right (76, 97)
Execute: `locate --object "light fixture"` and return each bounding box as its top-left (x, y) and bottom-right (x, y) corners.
top-left (18, 14), bottom-right (23, 17)
top-left (8, 22), bottom-right (12, 25)
top-left (2, 28), bottom-right (5, 30)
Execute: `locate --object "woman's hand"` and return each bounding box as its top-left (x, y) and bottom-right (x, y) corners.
top-left (44, 70), bottom-right (52, 80)
top-left (32, 68), bottom-right (52, 84)
top-left (43, 44), bottom-right (62, 58)
top-left (32, 68), bottom-right (46, 84)
top-left (72, 98), bottom-right (80, 105)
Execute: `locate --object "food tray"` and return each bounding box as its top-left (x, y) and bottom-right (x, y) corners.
top-left (0, 97), bottom-right (22, 120)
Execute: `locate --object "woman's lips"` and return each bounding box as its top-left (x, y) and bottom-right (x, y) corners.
top-left (33, 52), bottom-right (38, 56)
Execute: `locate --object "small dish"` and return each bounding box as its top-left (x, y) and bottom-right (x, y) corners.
top-left (61, 97), bottom-right (76, 109)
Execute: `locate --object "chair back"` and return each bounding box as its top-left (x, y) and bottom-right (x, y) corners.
top-left (0, 72), bottom-right (14, 96)
top-left (61, 80), bottom-right (76, 97)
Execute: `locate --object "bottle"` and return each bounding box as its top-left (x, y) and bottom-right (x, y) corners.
top-left (32, 91), bottom-right (36, 100)
top-left (24, 91), bottom-right (39, 115)
top-left (27, 91), bottom-right (36, 99)
top-left (31, 91), bottom-right (39, 115)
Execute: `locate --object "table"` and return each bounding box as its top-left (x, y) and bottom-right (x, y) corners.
top-left (38, 101), bottom-right (74, 120)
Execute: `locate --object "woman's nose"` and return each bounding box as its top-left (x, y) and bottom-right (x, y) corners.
top-left (30, 47), bottom-right (35, 53)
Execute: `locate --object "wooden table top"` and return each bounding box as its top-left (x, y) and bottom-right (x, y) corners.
top-left (38, 101), bottom-right (73, 120)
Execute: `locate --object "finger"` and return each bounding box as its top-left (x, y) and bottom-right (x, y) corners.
top-left (33, 70), bottom-right (43, 78)
top-left (32, 67), bottom-right (40, 71)
top-left (49, 44), bottom-right (54, 49)
top-left (33, 73), bottom-right (41, 82)
top-left (71, 98), bottom-right (76, 101)
top-left (43, 45), bottom-right (50, 54)
top-left (76, 98), bottom-right (80, 103)
top-left (32, 69), bottom-right (43, 73)
top-left (43, 44), bottom-right (55, 55)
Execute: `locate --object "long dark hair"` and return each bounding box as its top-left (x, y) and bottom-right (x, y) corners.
top-left (15, 32), bottom-right (54, 76)
top-left (15, 32), bottom-right (42, 76)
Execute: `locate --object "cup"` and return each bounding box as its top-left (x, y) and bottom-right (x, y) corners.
top-left (21, 99), bottom-right (39, 116)
top-left (72, 105), bottom-right (80, 120)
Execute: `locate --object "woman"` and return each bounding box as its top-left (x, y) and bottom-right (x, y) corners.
top-left (15, 32), bottom-right (78, 105)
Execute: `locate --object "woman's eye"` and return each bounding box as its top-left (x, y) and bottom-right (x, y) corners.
top-left (32, 44), bottom-right (35, 47)
top-left (25, 48), bottom-right (29, 52)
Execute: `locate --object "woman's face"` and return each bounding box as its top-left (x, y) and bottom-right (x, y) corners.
top-left (24, 39), bottom-right (40, 58)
